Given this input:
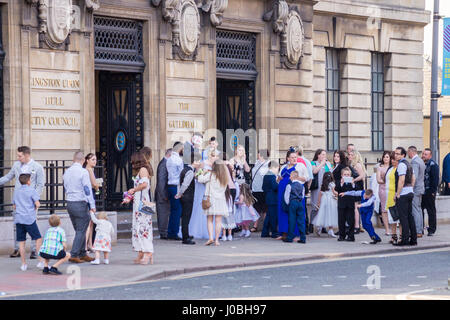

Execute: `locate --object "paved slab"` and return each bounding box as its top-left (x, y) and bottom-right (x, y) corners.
top-left (1, 224), bottom-right (450, 297)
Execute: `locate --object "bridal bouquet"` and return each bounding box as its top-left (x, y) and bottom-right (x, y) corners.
top-left (195, 168), bottom-right (206, 177)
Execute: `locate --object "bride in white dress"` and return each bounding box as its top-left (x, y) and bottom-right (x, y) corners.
top-left (188, 150), bottom-right (218, 239)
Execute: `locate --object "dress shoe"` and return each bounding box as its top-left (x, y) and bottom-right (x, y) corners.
top-left (9, 249), bottom-right (20, 258)
top-left (337, 237), bottom-right (346, 242)
top-left (409, 241), bottom-right (418, 246)
top-left (168, 236), bottom-right (182, 241)
top-left (345, 237), bottom-right (355, 242)
top-left (182, 239), bottom-right (196, 245)
top-left (29, 250), bottom-right (37, 260)
top-left (370, 237), bottom-right (381, 244)
top-left (427, 232), bottom-right (435, 237)
top-left (159, 235), bottom-right (168, 240)
top-left (69, 257), bottom-right (84, 263)
top-left (80, 255), bottom-right (95, 262)
top-left (297, 239), bottom-right (306, 244)
top-left (282, 238), bottom-right (293, 243)
top-left (354, 228), bottom-right (360, 235)
top-left (393, 242), bottom-right (409, 246)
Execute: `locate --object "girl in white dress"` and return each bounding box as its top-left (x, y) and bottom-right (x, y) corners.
top-left (235, 183), bottom-right (260, 238)
top-left (222, 164), bottom-right (238, 241)
top-left (312, 172), bottom-right (338, 237)
top-left (197, 160), bottom-right (230, 246)
top-left (128, 152), bottom-right (153, 265)
top-left (89, 211), bottom-right (114, 265)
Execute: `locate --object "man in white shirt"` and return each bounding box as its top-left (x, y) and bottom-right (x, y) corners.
top-left (166, 142), bottom-right (184, 240)
top-left (251, 150), bottom-right (270, 230)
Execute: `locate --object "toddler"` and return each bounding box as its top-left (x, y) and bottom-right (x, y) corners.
top-left (89, 211), bottom-right (114, 264)
top-left (235, 183), bottom-right (260, 238)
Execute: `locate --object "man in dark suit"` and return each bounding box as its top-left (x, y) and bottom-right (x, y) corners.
top-left (422, 148), bottom-right (439, 236)
top-left (261, 160), bottom-right (279, 238)
top-left (175, 152), bottom-right (201, 245)
top-left (442, 152), bottom-right (450, 195)
top-left (155, 148), bottom-right (172, 239)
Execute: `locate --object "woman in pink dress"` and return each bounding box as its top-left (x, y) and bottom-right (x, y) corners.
top-left (376, 151), bottom-right (392, 235)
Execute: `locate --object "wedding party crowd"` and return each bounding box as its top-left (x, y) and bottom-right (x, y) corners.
top-left (0, 135), bottom-right (442, 273)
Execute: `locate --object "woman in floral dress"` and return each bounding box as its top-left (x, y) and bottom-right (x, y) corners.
top-left (128, 152), bottom-right (153, 265)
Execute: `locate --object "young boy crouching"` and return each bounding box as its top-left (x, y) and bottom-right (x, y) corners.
top-left (39, 215), bottom-right (71, 275)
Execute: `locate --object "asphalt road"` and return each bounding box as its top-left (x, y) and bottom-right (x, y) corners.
top-left (5, 249), bottom-right (450, 300)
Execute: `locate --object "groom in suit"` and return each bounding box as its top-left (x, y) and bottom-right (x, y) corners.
top-left (155, 148), bottom-right (172, 240)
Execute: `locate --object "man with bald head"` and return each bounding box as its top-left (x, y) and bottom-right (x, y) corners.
top-left (63, 151), bottom-right (96, 263)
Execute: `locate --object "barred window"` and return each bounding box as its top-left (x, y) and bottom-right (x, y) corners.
top-left (371, 53), bottom-right (384, 151)
top-left (326, 49), bottom-right (340, 151)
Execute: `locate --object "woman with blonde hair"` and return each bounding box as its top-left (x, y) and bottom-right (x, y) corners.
top-left (128, 152), bottom-right (153, 265)
top-left (229, 145), bottom-right (250, 185)
top-left (348, 149), bottom-right (366, 233)
top-left (197, 159), bottom-right (231, 246)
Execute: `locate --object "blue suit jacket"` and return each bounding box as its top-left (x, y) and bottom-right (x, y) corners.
top-left (262, 172), bottom-right (278, 205)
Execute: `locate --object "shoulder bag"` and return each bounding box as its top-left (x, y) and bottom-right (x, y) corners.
top-left (202, 175), bottom-right (212, 210)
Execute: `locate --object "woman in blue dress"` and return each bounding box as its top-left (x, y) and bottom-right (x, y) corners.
top-left (278, 149), bottom-right (304, 240)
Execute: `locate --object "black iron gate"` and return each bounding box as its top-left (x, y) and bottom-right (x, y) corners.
top-left (0, 8), bottom-right (5, 206)
top-left (217, 79), bottom-right (256, 161)
top-left (99, 72), bottom-right (143, 210)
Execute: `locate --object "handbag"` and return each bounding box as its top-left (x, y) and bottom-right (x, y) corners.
top-left (202, 177), bottom-right (212, 210)
top-left (138, 188), bottom-right (154, 215)
top-left (388, 205), bottom-right (399, 221)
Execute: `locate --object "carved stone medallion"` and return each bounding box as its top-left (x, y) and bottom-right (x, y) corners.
top-left (284, 11), bottom-right (304, 67)
top-left (180, 1), bottom-right (200, 56)
top-left (264, 1), bottom-right (304, 69)
top-left (25, 0), bottom-right (74, 49)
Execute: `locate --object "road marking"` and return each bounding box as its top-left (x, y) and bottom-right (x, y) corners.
top-left (417, 276), bottom-right (427, 279)
top-left (281, 285), bottom-right (293, 288)
top-left (337, 275), bottom-right (347, 279)
top-left (241, 285), bottom-right (253, 288)
top-left (202, 286), bottom-right (211, 289)
top-left (408, 284), bottom-right (421, 287)
top-left (396, 289), bottom-right (434, 300)
top-left (160, 287), bottom-right (171, 290)
top-left (300, 276), bottom-right (309, 279)
top-left (262, 276), bottom-right (271, 279)
top-left (124, 288), bottom-right (132, 291)
top-left (322, 285), bottom-right (334, 287)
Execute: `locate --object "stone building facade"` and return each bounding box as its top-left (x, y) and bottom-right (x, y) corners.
top-left (0, 0), bottom-right (429, 210)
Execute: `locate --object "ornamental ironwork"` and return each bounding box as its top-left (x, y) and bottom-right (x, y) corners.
top-left (216, 30), bottom-right (257, 80)
top-left (94, 16), bottom-right (145, 72)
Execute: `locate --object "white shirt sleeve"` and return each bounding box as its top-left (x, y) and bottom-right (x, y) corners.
top-left (284, 185), bottom-right (291, 205)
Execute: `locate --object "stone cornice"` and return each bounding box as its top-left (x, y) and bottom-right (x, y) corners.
top-left (314, 0), bottom-right (430, 26)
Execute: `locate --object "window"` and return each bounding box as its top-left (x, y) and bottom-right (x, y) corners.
top-left (325, 49), bottom-right (340, 151)
top-left (371, 53), bottom-right (384, 151)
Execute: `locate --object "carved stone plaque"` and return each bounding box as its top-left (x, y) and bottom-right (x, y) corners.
top-left (285, 11), bottom-right (304, 67)
top-left (180, 2), bottom-right (201, 56)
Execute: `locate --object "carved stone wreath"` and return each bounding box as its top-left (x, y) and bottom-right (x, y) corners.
top-left (264, 0), bottom-right (305, 69)
top-left (152, 0), bottom-right (201, 60)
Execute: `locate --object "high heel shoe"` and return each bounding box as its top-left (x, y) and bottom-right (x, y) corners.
top-left (204, 240), bottom-right (214, 246)
top-left (140, 253), bottom-right (153, 265)
top-left (134, 253), bottom-right (144, 264)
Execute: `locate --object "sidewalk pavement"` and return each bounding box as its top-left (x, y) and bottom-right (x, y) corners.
top-left (1, 225), bottom-right (450, 298)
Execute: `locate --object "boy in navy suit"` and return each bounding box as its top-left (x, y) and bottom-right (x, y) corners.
top-left (283, 171), bottom-right (306, 244)
top-left (262, 161), bottom-right (279, 238)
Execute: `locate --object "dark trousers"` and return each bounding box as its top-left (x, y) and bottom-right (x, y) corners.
top-left (361, 210), bottom-right (380, 241)
top-left (180, 197), bottom-right (194, 240)
top-left (67, 201), bottom-right (90, 258)
top-left (167, 185), bottom-right (182, 238)
top-left (156, 199), bottom-right (170, 238)
top-left (338, 206), bottom-right (355, 240)
top-left (397, 193), bottom-right (417, 244)
top-left (287, 200), bottom-right (306, 242)
top-left (422, 193), bottom-right (437, 234)
top-left (262, 204), bottom-right (279, 238)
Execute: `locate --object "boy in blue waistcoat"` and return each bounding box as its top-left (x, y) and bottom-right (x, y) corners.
top-left (339, 189), bottom-right (381, 244)
top-left (282, 171), bottom-right (306, 244)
